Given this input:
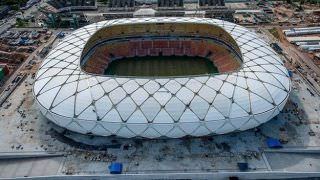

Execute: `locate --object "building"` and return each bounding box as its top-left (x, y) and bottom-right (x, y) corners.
top-left (108, 0), bottom-right (135, 8)
top-left (47, 0), bottom-right (97, 13)
top-left (33, 17), bottom-right (290, 138)
top-left (158, 0), bottom-right (184, 7)
top-left (199, 0), bottom-right (225, 6)
top-left (104, 0), bottom-right (234, 22)
top-left (198, 0), bottom-right (234, 22)
top-left (21, 0), bottom-right (41, 10)
top-left (204, 7), bottom-right (234, 22)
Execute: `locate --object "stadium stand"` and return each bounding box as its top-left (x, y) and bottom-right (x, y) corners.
top-left (81, 22), bottom-right (242, 75)
top-left (82, 23), bottom-right (241, 57)
top-left (83, 38), bottom-right (241, 74)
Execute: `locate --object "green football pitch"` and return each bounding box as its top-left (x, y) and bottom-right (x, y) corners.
top-left (104, 56), bottom-right (218, 76)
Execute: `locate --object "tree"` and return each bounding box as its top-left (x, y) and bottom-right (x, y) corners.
top-left (16, 18), bottom-right (26, 27)
top-left (97, 0), bottom-right (109, 5)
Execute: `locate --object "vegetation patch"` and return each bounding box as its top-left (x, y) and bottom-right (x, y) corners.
top-left (268, 28), bottom-right (280, 40)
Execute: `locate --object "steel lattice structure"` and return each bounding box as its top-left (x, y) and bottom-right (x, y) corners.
top-left (33, 18), bottom-right (291, 138)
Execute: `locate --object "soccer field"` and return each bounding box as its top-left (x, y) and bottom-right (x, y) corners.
top-left (104, 56), bottom-right (218, 76)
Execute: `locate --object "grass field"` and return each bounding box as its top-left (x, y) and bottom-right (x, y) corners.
top-left (104, 56), bottom-right (218, 76)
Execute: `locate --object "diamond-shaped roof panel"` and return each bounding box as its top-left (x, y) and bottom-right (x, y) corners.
top-left (34, 17), bottom-right (290, 138)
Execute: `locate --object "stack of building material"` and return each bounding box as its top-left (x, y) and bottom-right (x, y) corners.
top-left (284, 28), bottom-right (320, 52)
top-left (283, 27), bottom-right (320, 36)
top-left (299, 43), bottom-right (320, 52)
top-left (287, 36), bottom-right (320, 44)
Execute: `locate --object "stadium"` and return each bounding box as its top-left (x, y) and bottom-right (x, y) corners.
top-left (33, 17), bottom-right (291, 138)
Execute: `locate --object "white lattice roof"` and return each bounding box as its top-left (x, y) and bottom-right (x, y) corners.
top-left (34, 17), bottom-right (291, 138)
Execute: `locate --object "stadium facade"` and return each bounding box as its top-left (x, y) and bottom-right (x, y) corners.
top-left (33, 17), bottom-right (291, 138)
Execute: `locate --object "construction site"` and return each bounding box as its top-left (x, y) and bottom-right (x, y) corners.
top-left (0, 0), bottom-right (319, 179)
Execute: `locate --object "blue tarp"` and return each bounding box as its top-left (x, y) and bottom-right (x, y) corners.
top-left (266, 138), bottom-right (283, 148)
top-left (237, 162), bottom-right (249, 171)
top-left (109, 162), bottom-right (123, 174)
